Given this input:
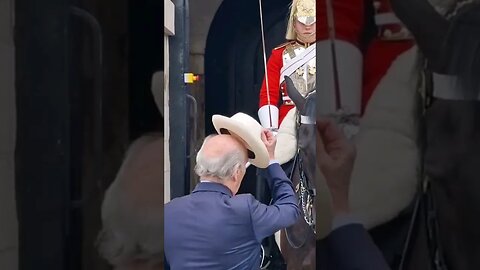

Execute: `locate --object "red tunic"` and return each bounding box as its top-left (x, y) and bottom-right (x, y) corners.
top-left (316, 0), bottom-right (365, 47)
top-left (363, 40), bottom-right (415, 113)
top-left (316, 0), bottom-right (415, 114)
top-left (362, 0), bottom-right (415, 112)
top-left (258, 45), bottom-right (295, 125)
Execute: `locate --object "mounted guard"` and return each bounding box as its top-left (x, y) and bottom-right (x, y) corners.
top-left (257, 0), bottom-right (316, 131)
top-left (256, 1), bottom-right (317, 268)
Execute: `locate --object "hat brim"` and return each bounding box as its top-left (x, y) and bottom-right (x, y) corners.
top-left (212, 115), bottom-right (270, 168)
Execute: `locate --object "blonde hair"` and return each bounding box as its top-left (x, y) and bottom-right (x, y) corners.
top-left (285, 1), bottom-right (297, 40)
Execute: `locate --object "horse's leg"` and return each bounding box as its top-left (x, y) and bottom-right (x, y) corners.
top-left (281, 231), bottom-right (315, 270)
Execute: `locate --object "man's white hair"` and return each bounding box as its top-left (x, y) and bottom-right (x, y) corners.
top-left (194, 135), bottom-right (247, 181)
top-left (97, 133), bottom-right (164, 267)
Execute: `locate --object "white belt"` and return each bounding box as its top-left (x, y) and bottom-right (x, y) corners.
top-left (280, 44), bottom-right (316, 85)
top-left (300, 115), bottom-right (315, 125)
top-left (433, 73), bottom-right (480, 100)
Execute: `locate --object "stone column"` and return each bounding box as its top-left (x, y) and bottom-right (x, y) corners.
top-left (164, 0), bottom-right (175, 203)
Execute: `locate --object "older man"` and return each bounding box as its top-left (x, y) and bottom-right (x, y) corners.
top-left (164, 130), bottom-right (301, 269)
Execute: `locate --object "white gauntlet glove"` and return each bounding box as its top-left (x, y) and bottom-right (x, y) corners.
top-left (258, 105), bottom-right (279, 132)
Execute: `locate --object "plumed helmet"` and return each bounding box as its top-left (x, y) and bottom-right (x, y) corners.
top-left (285, 0), bottom-right (316, 40)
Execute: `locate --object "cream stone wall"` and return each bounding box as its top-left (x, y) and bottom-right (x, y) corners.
top-left (164, 0), bottom-right (174, 203)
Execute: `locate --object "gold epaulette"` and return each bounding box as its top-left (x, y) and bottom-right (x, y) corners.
top-left (273, 40), bottom-right (296, 50)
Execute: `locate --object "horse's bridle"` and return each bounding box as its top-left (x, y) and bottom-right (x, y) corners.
top-left (419, 64), bottom-right (449, 270)
top-left (411, 3), bottom-right (479, 268)
top-left (397, 59), bottom-right (449, 270)
top-left (285, 91), bottom-right (317, 249)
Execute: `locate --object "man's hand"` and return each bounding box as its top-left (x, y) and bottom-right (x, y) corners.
top-left (316, 117), bottom-right (356, 215)
top-left (261, 129), bottom-right (277, 160)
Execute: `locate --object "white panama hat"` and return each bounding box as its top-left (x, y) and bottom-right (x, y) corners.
top-left (212, 113), bottom-right (270, 168)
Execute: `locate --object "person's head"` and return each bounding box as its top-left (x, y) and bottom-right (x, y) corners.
top-left (194, 134), bottom-right (249, 194)
top-left (97, 135), bottom-right (164, 270)
top-left (286, 0), bottom-right (316, 44)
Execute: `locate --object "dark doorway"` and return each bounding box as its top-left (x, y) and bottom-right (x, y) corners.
top-left (68, 0), bottom-right (163, 269)
top-left (205, 0), bottom-right (290, 196)
top-left (15, 0), bottom-right (162, 269)
top-left (68, 0), bottom-right (131, 269)
top-left (205, 0), bottom-right (290, 131)
top-left (129, 0), bottom-right (164, 141)
top-left (15, 1), bottom-right (72, 269)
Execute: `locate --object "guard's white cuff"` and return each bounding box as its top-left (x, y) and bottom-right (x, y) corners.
top-left (269, 160), bottom-right (279, 165)
top-left (258, 105), bottom-right (279, 129)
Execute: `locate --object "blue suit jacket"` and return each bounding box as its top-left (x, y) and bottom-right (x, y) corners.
top-left (164, 163), bottom-right (300, 270)
top-left (317, 223), bottom-right (391, 270)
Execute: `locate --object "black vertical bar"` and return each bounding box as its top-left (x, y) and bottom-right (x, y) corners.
top-left (15, 0), bottom-right (70, 269)
top-left (169, 0), bottom-right (190, 199)
top-left (184, 0), bottom-right (191, 197)
top-left (129, 0), bottom-right (164, 140)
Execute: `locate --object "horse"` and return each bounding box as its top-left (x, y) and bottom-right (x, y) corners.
top-left (269, 76), bottom-right (317, 270)
top-left (318, 0), bottom-right (480, 269)
top-left (273, 14), bottom-right (420, 270)
top-left (267, 1), bottom-right (480, 269)
top-left (268, 47), bottom-right (419, 268)
top-left (278, 48), bottom-right (417, 269)
top-left (390, 1), bottom-right (480, 269)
